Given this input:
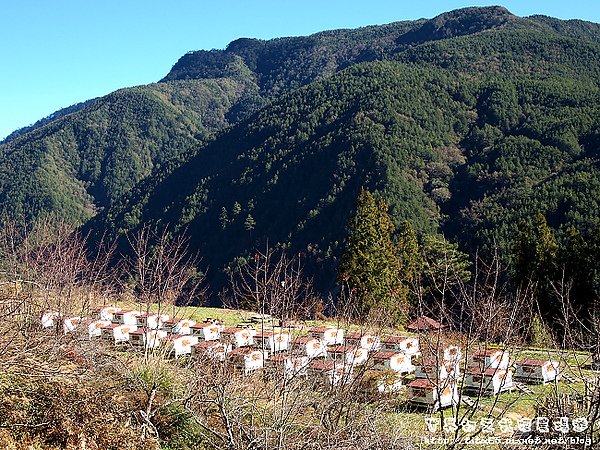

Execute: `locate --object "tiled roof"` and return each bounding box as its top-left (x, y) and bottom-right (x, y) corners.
top-left (406, 316), bottom-right (444, 331)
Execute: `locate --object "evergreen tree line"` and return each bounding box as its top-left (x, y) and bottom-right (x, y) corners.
top-left (338, 188), bottom-right (600, 344)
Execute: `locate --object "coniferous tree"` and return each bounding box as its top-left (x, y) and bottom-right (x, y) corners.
top-left (338, 188), bottom-right (405, 323)
top-left (397, 220), bottom-right (421, 285)
top-left (219, 207), bottom-right (229, 229)
top-left (512, 211), bottom-right (558, 338)
top-left (513, 211), bottom-right (558, 292)
top-left (244, 214), bottom-right (256, 231)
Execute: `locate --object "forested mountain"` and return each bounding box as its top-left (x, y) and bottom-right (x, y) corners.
top-left (0, 79), bottom-right (259, 223)
top-left (2, 6), bottom-right (600, 298)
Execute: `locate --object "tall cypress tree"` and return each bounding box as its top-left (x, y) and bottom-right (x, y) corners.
top-left (338, 188), bottom-right (405, 323)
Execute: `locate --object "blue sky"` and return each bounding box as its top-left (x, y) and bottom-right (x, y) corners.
top-left (1, 0), bottom-right (599, 140)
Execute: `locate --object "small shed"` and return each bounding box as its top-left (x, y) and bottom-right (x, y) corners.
top-left (112, 310), bottom-right (141, 326)
top-left (308, 326), bottom-right (344, 346)
top-left (190, 322), bottom-right (221, 341)
top-left (406, 316), bottom-right (446, 333)
top-left (267, 353), bottom-right (310, 379)
top-left (129, 329), bottom-right (168, 349)
top-left (515, 358), bottom-right (560, 384)
top-left (90, 306), bottom-right (121, 321)
top-left (327, 345), bottom-right (369, 366)
top-left (228, 347), bottom-right (265, 374)
top-left (308, 360), bottom-right (353, 386)
top-left (88, 320), bottom-right (112, 338)
top-left (371, 351), bottom-right (414, 374)
top-left (290, 336), bottom-right (327, 359)
top-left (63, 316), bottom-right (85, 334)
top-left (136, 313), bottom-right (169, 330)
top-left (164, 334), bottom-right (199, 357)
top-left (253, 331), bottom-right (290, 353)
top-left (465, 367), bottom-right (513, 395)
top-left (221, 327), bottom-right (254, 347)
top-left (407, 378), bottom-right (458, 410)
top-left (191, 341), bottom-right (231, 362)
top-left (162, 318), bottom-right (197, 335)
top-left (345, 332), bottom-right (381, 351)
top-left (470, 348), bottom-right (510, 371)
top-left (380, 335), bottom-right (420, 356)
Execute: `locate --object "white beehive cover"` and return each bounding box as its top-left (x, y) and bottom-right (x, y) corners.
top-left (63, 316), bottom-right (85, 334)
top-left (345, 332), bottom-right (381, 351)
top-left (41, 311), bottom-right (62, 329)
top-left (88, 320), bottom-right (112, 338)
top-left (372, 351), bottom-right (414, 373)
top-left (191, 341), bottom-right (232, 362)
top-left (254, 331), bottom-right (290, 353)
top-left (290, 336), bottom-right (327, 358)
top-left (169, 335), bottom-right (199, 357)
top-left (91, 306), bottom-right (121, 321)
top-left (222, 328), bottom-right (254, 347)
top-left (470, 348), bottom-right (510, 370)
top-left (113, 324), bottom-right (138, 343)
top-left (190, 322), bottom-right (221, 341)
top-left (308, 327), bottom-right (344, 346)
top-left (112, 310), bottom-right (141, 326)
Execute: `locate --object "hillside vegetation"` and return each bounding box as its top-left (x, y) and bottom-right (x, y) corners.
top-left (0, 5), bottom-right (598, 300)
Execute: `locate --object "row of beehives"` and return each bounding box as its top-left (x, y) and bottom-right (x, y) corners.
top-left (407, 348), bottom-right (562, 410)
top-left (42, 307), bottom-right (562, 408)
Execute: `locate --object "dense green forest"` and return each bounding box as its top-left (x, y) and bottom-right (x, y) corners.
top-left (1, 6), bottom-right (599, 305)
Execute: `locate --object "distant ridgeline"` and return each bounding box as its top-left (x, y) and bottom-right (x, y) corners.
top-left (0, 6), bottom-right (599, 299)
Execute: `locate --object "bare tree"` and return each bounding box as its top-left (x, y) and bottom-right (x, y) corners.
top-left (227, 245), bottom-right (316, 325)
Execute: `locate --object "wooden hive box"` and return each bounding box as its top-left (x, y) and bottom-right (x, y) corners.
top-left (111, 310), bottom-right (141, 326)
top-left (308, 360), bottom-right (353, 386)
top-left (90, 305), bottom-right (121, 321)
top-left (308, 326), bottom-right (344, 346)
top-left (129, 329), bottom-right (168, 349)
top-left (465, 367), bottom-right (513, 395)
top-left (371, 351), bottom-right (414, 374)
top-left (327, 345), bottom-right (369, 366)
top-left (515, 358), bottom-right (560, 384)
top-left (112, 324), bottom-right (138, 343)
top-left (469, 348), bottom-right (510, 371)
top-left (267, 353), bottom-right (310, 379)
top-left (290, 336), bottom-right (327, 359)
top-left (162, 318), bottom-right (197, 335)
top-left (190, 322), bottom-right (221, 341)
top-left (253, 331), bottom-right (290, 353)
top-left (380, 335), bottom-right (419, 356)
top-left (164, 334), bottom-right (199, 357)
top-left (191, 340), bottom-right (231, 362)
top-left (41, 311), bottom-right (62, 329)
top-left (136, 313), bottom-right (170, 330)
top-left (228, 347), bottom-right (265, 374)
top-left (88, 320), bottom-right (112, 338)
top-left (345, 332), bottom-right (381, 351)
top-left (63, 316), bottom-right (86, 334)
top-left (407, 378), bottom-right (458, 410)
top-left (221, 327), bottom-right (254, 348)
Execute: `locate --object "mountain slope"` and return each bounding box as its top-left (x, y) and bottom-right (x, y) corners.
top-left (1, 6), bottom-right (599, 299)
top-left (0, 78), bottom-right (258, 224)
top-left (89, 60), bottom-right (600, 295)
